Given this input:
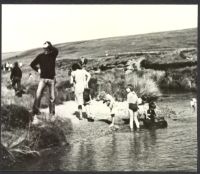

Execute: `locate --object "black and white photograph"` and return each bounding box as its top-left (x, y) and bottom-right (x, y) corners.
top-left (1, 4), bottom-right (198, 172)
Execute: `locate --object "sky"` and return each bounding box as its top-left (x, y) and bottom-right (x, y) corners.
top-left (2, 5), bottom-right (198, 53)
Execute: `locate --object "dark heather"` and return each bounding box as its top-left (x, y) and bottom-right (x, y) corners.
top-left (30, 47), bottom-right (58, 79)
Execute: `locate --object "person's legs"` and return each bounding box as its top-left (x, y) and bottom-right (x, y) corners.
top-left (133, 111), bottom-right (140, 129)
top-left (129, 109), bottom-right (134, 131)
top-left (85, 103), bottom-right (92, 118)
top-left (32, 79), bottom-right (46, 115)
top-left (48, 79), bottom-right (56, 116)
top-left (75, 91), bottom-right (84, 120)
top-left (109, 114), bottom-right (115, 127)
top-left (11, 79), bottom-right (17, 92)
top-left (16, 79), bottom-right (21, 92)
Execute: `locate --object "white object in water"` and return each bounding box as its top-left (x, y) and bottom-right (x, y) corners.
top-left (190, 98), bottom-right (197, 111)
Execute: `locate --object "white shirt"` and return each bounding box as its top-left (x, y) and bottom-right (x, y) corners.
top-left (71, 69), bottom-right (91, 93)
top-left (127, 92), bottom-right (138, 104)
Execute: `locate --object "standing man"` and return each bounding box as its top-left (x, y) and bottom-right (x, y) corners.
top-left (30, 41), bottom-right (58, 124)
top-left (10, 61), bottom-right (22, 95)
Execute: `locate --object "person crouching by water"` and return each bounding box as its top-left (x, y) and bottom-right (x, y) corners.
top-left (10, 61), bottom-right (22, 96)
top-left (98, 91), bottom-right (116, 127)
top-left (70, 63), bottom-right (91, 120)
top-left (126, 84), bottom-right (140, 131)
top-left (30, 41), bottom-right (58, 124)
top-left (146, 102), bottom-right (157, 123)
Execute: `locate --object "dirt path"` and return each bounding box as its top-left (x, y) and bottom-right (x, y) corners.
top-left (41, 100), bottom-right (128, 144)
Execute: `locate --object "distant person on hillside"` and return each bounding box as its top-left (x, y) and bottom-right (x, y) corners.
top-left (70, 62), bottom-right (91, 120)
top-left (98, 91), bottom-right (116, 127)
top-left (10, 61), bottom-right (22, 95)
top-left (78, 57), bottom-right (88, 69)
top-left (126, 84), bottom-right (140, 131)
top-left (30, 41), bottom-right (59, 124)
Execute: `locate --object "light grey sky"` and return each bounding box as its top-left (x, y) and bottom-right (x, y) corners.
top-left (2, 5), bottom-right (198, 53)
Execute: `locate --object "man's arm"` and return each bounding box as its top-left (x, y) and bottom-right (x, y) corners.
top-left (49, 47), bottom-right (58, 58)
top-left (30, 55), bottom-right (40, 72)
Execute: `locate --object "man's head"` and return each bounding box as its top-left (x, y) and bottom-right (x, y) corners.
top-left (72, 63), bottom-right (82, 71)
top-left (43, 41), bottom-right (52, 53)
top-left (14, 62), bottom-right (18, 67)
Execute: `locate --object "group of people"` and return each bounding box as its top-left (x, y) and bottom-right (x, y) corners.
top-left (7, 41), bottom-right (159, 130)
top-left (2, 62), bottom-right (23, 72)
top-left (98, 86), bottom-right (158, 131)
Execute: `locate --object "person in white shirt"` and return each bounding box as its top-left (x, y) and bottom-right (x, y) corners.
top-left (71, 63), bottom-right (91, 120)
top-left (126, 84), bottom-right (140, 131)
top-left (98, 91), bottom-right (116, 127)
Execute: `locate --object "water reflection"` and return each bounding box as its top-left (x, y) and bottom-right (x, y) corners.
top-left (58, 129), bottom-right (159, 171)
top-left (9, 93), bottom-right (197, 171)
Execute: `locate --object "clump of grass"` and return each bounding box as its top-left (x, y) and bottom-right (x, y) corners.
top-left (29, 117), bottom-right (71, 150)
top-left (1, 104), bottom-right (31, 129)
top-left (125, 72), bottom-right (161, 99)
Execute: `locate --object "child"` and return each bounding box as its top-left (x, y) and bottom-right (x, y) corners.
top-left (126, 84), bottom-right (140, 131)
top-left (146, 101), bottom-right (157, 123)
top-left (98, 91), bottom-right (116, 127)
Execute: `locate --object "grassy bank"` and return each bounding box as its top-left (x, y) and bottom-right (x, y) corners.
top-left (1, 103), bottom-right (72, 170)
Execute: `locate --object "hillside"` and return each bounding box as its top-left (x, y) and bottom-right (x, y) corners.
top-left (2, 28), bottom-right (197, 65)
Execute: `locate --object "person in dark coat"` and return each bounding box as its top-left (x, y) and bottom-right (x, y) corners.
top-left (30, 41), bottom-right (58, 124)
top-left (10, 62), bottom-right (22, 94)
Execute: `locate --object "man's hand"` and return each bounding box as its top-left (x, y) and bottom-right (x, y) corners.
top-left (38, 69), bottom-right (41, 74)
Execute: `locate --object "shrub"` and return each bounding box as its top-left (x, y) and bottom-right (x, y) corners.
top-left (125, 72), bottom-right (161, 99)
top-left (1, 104), bottom-right (31, 129)
top-left (29, 117), bottom-right (72, 150)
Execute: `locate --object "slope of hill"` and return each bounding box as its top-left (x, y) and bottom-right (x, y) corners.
top-left (2, 51), bottom-right (22, 60)
top-left (2, 28), bottom-right (197, 65)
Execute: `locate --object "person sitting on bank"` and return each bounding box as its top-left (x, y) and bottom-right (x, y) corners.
top-left (10, 61), bottom-right (22, 95)
top-left (126, 84), bottom-right (140, 131)
top-left (98, 91), bottom-right (116, 127)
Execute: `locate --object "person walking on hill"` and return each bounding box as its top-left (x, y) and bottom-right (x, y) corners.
top-left (70, 62), bottom-right (91, 120)
top-left (10, 61), bottom-right (22, 95)
top-left (30, 41), bottom-right (59, 124)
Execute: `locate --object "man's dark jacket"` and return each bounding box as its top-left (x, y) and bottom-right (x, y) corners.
top-left (30, 47), bottom-right (58, 79)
